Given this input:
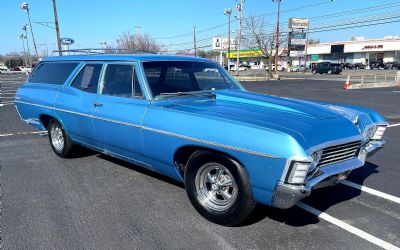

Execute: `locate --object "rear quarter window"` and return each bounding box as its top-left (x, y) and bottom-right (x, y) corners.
top-left (29, 62), bottom-right (79, 85)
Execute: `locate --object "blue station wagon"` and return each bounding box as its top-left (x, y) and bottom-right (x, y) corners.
top-left (15, 54), bottom-right (388, 226)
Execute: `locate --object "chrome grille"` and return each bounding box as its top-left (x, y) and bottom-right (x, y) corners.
top-left (317, 141), bottom-right (362, 167)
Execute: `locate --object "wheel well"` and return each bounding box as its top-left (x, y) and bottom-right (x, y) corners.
top-left (173, 146), bottom-right (242, 177)
top-left (39, 114), bottom-right (54, 129)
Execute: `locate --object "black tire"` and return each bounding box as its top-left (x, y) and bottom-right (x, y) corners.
top-left (312, 69), bottom-right (316, 74)
top-left (184, 151), bottom-right (256, 226)
top-left (328, 70), bottom-right (332, 74)
top-left (48, 119), bottom-right (74, 158)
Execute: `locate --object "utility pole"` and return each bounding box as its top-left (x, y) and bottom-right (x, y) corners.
top-left (21, 3), bottom-right (39, 60)
top-left (303, 23), bottom-right (310, 73)
top-left (193, 25), bottom-right (197, 57)
top-left (273, 0), bottom-right (281, 79)
top-left (52, 0), bottom-right (62, 56)
top-left (22, 25), bottom-right (32, 68)
top-left (224, 8), bottom-right (232, 71)
top-left (236, 0), bottom-right (244, 76)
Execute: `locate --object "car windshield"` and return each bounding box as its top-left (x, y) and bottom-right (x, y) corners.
top-left (142, 61), bottom-right (243, 99)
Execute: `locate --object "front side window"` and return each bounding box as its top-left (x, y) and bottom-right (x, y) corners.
top-left (142, 61), bottom-right (242, 99)
top-left (102, 64), bottom-right (143, 98)
top-left (29, 62), bottom-right (79, 85)
top-left (71, 64), bottom-right (102, 93)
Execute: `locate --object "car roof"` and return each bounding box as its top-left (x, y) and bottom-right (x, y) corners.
top-left (41, 54), bottom-right (212, 63)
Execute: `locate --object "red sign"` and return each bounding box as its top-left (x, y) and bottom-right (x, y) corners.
top-left (362, 45), bottom-right (383, 50)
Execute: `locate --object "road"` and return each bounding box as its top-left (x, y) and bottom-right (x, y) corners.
top-left (1, 75), bottom-right (399, 249)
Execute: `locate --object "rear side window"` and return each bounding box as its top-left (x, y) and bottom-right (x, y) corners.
top-left (71, 64), bottom-right (103, 93)
top-left (29, 62), bottom-right (79, 85)
top-left (102, 64), bottom-right (143, 98)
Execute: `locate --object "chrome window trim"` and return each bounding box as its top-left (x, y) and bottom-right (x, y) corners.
top-left (14, 100), bottom-right (279, 159)
top-left (66, 61), bottom-right (105, 94)
top-left (99, 61), bottom-right (147, 100)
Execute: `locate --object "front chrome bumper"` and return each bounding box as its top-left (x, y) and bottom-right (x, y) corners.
top-left (272, 140), bottom-right (385, 209)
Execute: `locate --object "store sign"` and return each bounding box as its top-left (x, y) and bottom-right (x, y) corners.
top-left (288, 18), bottom-right (309, 29)
top-left (212, 37), bottom-right (237, 50)
top-left (290, 51), bottom-right (305, 57)
top-left (60, 38), bottom-right (74, 45)
top-left (310, 55), bottom-right (319, 61)
top-left (362, 44), bottom-right (383, 50)
top-left (226, 49), bottom-right (263, 58)
top-left (290, 39), bottom-right (306, 45)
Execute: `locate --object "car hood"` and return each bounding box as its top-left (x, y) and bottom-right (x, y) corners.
top-left (161, 90), bottom-right (362, 149)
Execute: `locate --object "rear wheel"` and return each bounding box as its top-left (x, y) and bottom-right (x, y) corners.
top-left (48, 119), bottom-right (74, 157)
top-left (184, 151), bottom-right (256, 226)
top-left (328, 69), bottom-right (332, 74)
top-left (312, 69), bottom-right (317, 74)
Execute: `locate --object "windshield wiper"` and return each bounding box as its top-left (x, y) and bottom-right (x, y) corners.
top-left (157, 91), bottom-right (216, 99)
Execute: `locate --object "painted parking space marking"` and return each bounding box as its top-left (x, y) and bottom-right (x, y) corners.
top-left (297, 202), bottom-right (400, 250)
top-left (388, 123), bottom-right (400, 128)
top-left (341, 180), bottom-right (400, 205)
top-left (0, 131), bottom-right (47, 137)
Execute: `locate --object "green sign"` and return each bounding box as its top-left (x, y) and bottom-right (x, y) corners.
top-left (310, 55), bottom-right (319, 61)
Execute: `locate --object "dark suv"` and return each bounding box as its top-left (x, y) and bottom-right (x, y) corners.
top-left (312, 62), bottom-right (342, 74)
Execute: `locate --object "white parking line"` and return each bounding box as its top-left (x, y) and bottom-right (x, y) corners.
top-left (0, 131), bottom-right (47, 137)
top-left (297, 202), bottom-right (400, 250)
top-left (388, 123), bottom-right (400, 128)
top-left (341, 180), bottom-right (400, 205)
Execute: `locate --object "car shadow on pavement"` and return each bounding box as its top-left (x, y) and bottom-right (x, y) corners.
top-left (94, 153), bottom-right (379, 227)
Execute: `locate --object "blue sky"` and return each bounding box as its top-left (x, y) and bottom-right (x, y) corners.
top-left (1, 0), bottom-right (400, 55)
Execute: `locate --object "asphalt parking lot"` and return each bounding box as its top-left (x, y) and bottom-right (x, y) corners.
top-left (1, 74), bottom-right (399, 249)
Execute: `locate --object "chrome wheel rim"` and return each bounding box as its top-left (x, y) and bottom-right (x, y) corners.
top-left (50, 123), bottom-right (64, 152)
top-left (194, 163), bottom-right (238, 211)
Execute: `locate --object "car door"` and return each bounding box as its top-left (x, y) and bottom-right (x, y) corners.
top-left (55, 62), bottom-right (103, 146)
top-left (92, 62), bottom-right (151, 168)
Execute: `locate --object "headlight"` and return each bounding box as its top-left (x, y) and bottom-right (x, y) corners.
top-left (286, 161), bottom-right (311, 185)
top-left (371, 125), bottom-right (387, 140)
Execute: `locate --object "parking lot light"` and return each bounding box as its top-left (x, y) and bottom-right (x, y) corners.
top-left (20, 2), bottom-right (39, 60)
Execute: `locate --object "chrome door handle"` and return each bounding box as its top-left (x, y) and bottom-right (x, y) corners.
top-left (93, 103), bottom-right (103, 107)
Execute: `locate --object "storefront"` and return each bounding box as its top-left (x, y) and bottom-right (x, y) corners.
top-left (306, 37), bottom-right (400, 67)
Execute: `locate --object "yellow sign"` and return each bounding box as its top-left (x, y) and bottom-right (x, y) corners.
top-left (226, 49), bottom-right (263, 58)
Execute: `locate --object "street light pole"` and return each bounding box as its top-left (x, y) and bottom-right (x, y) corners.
top-left (224, 8), bottom-right (232, 72)
top-left (51, 0), bottom-right (62, 56)
top-left (19, 34), bottom-right (27, 66)
top-left (273, 0), bottom-right (281, 79)
top-left (236, 0), bottom-right (244, 76)
top-left (21, 2), bottom-right (39, 60)
top-left (22, 25), bottom-right (32, 68)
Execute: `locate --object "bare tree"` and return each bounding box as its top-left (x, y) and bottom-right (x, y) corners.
top-left (242, 16), bottom-right (288, 78)
top-left (114, 31), bottom-right (162, 53)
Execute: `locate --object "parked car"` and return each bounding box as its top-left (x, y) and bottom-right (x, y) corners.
top-left (230, 64), bottom-right (249, 71)
top-left (369, 61), bottom-right (389, 70)
top-left (290, 65), bottom-right (306, 72)
top-left (353, 63), bottom-right (366, 69)
top-left (11, 66), bottom-right (23, 71)
top-left (0, 65), bottom-right (9, 74)
top-left (312, 62), bottom-right (342, 74)
top-left (385, 62), bottom-right (399, 70)
top-left (341, 63), bottom-right (354, 69)
top-left (15, 55), bottom-right (388, 226)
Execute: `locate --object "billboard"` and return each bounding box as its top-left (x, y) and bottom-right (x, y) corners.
top-left (290, 51), bottom-right (305, 57)
top-left (212, 37), bottom-right (237, 50)
top-left (288, 18), bottom-right (309, 29)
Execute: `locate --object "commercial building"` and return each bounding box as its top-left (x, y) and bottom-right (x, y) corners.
top-left (306, 36), bottom-right (400, 67)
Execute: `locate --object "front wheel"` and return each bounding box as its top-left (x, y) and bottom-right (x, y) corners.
top-left (48, 119), bottom-right (74, 157)
top-left (184, 151), bottom-right (256, 226)
top-left (312, 69), bottom-right (317, 74)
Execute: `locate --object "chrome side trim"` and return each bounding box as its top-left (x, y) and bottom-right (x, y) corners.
top-left (142, 126), bottom-right (279, 159)
top-left (15, 100), bottom-right (280, 159)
